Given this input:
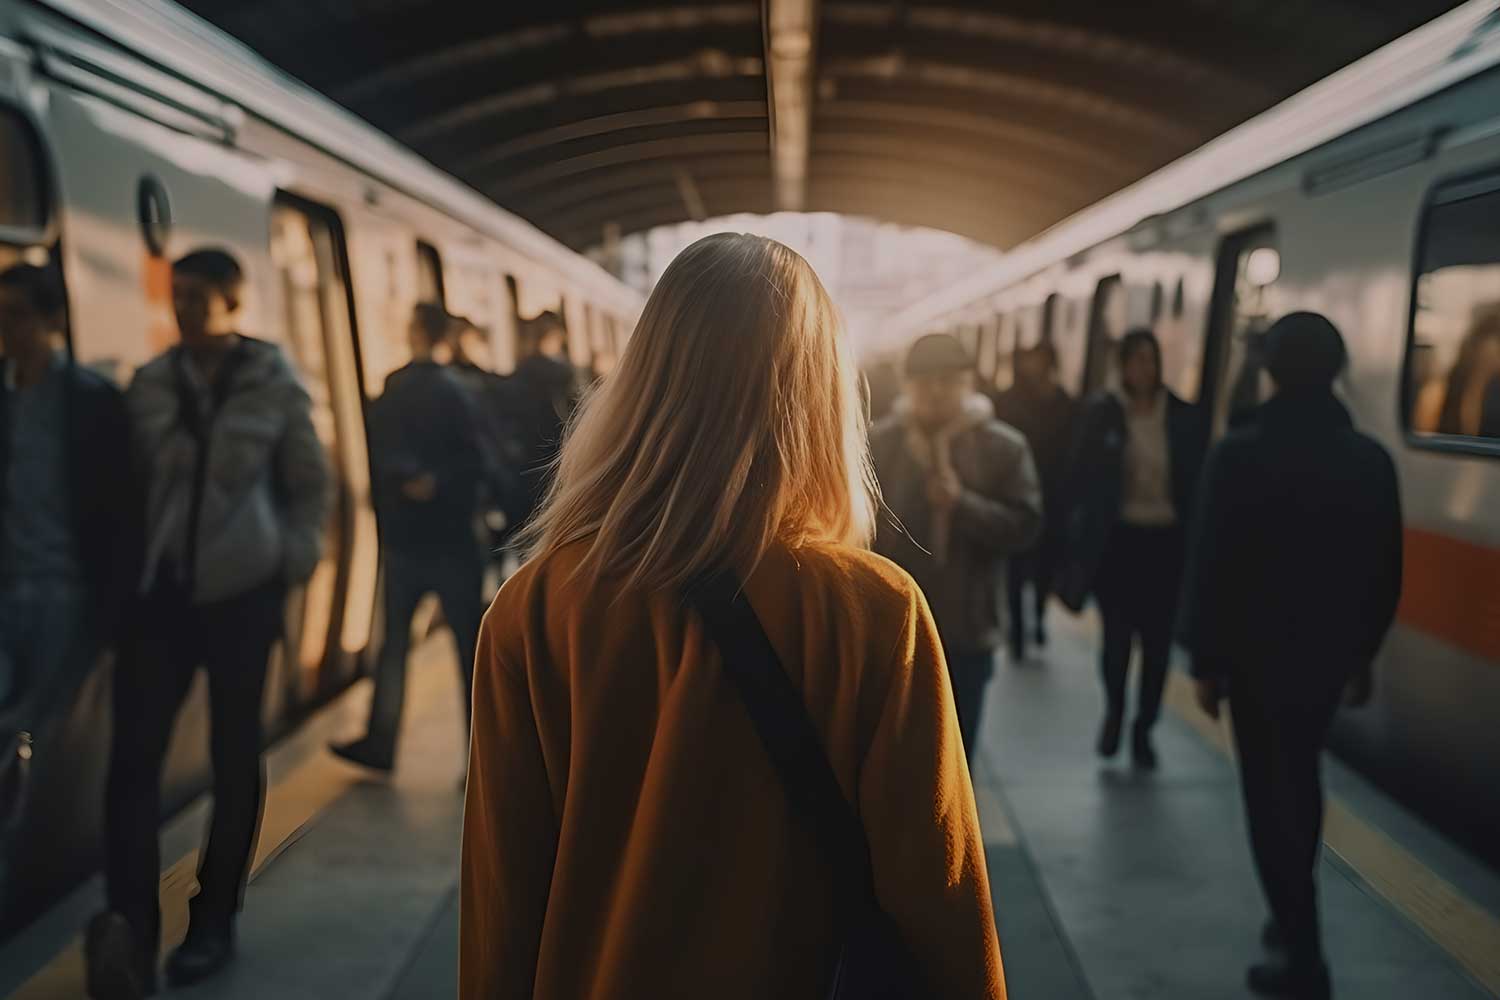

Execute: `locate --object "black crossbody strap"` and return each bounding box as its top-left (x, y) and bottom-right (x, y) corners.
top-left (687, 572), bottom-right (877, 910)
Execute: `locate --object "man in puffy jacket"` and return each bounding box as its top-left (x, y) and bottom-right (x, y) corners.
top-left (87, 248), bottom-right (331, 997)
top-left (871, 333), bottom-right (1042, 762)
top-left (1186, 313), bottom-right (1402, 1000)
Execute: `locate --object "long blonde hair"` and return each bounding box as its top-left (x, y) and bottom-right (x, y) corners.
top-left (519, 232), bottom-right (877, 591)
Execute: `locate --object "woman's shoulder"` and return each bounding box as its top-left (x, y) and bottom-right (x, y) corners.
top-left (779, 541), bottom-right (926, 626)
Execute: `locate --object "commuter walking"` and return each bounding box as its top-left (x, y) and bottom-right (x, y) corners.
top-left (332, 303), bottom-right (487, 772)
top-left (0, 264), bottom-right (134, 895)
top-left (1061, 328), bottom-right (1207, 769)
top-left (869, 333), bottom-right (1042, 762)
top-left (88, 248), bottom-right (331, 996)
top-left (461, 235), bottom-right (1007, 999)
top-left (991, 344), bottom-right (1077, 662)
top-left (1187, 313), bottom-right (1402, 1000)
top-left (0, 264), bottom-right (134, 726)
top-left (500, 310), bottom-right (579, 532)
top-left (446, 315), bottom-right (522, 575)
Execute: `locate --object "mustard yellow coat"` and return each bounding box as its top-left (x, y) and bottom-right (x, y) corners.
top-left (460, 539), bottom-right (1006, 999)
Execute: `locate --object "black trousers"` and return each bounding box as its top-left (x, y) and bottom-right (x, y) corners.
top-left (1006, 518), bottom-right (1064, 653)
top-left (1093, 522), bottom-right (1184, 732)
top-left (105, 577), bottom-right (284, 956)
top-left (363, 540), bottom-right (484, 757)
top-left (1230, 673), bottom-right (1340, 969)
top-left (947, 650), bottom-right (996, 764)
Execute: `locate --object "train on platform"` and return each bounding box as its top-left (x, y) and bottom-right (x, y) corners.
top-left (884, 0), bottom-right (1500, 862)
top-left (0, 0), bottom-right (642, 933)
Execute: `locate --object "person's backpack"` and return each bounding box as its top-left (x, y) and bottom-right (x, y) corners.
top-left (687, 573), bottom-right (927, 999)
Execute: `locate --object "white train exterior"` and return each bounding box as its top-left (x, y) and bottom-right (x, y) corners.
top-left (885, 1), bottom-right (1500, 857)
top-left (0, 0), bottom-right (642, 929)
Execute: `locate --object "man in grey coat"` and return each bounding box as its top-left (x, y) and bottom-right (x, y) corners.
top-left (87, 248), bottom-right (331, 998)
top-left (871, 333), bottom-right (1043, 762)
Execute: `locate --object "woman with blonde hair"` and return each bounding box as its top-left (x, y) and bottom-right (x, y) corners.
top-left (460, 233), bottom-right (1005, 999)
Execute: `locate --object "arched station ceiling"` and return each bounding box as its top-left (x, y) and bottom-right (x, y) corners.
top-left (176, 0), bottom-right (1464, 251)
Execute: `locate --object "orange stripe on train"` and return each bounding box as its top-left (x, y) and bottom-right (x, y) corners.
top-left (1398, 527), bottom-right (1500, 664)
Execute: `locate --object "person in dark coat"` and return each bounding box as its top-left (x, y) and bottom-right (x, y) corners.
top-left (1186, 312), bottom-right (1403, 1000)
top-left (332, 302), bottom-right (487, 773)
top-left (0, 264), bottom-right (135, 730)
top-left (871, 333), bottom-right (1042, 761)
top-left (1060, 328), bottom-right (1207, 769)
top-left (500, 311), bottom-right (580, 533)
top-left (991, 343), bottom-right (1077, 662)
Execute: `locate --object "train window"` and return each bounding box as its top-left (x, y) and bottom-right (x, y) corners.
top-left (271, 195), bottom-right (377, 683)
top-left (1041, 292), bottom-right (1059, 343)
top-left (1405, 174), bottom-right (1500, 451)
top-left (1081, 275), bottom-right (1126, 395)
top-left (1150, 281), bottom-right (1164, 323)
top-left (1172, 277), bottom-right (1186, 318)
top-left (1203, 225), bottom-right (1279, 435)
top-left (0, 109), bottom-right (46, 235)
top-left (416, 240), bottom-right (445, 306)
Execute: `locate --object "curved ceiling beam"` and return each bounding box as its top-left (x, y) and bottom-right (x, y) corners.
top-left (400, 49), bottom-right (767, 144)
top-left (814, 100), bottom-right (1157, 173)
top-left (452, 100), bottom-right (768, 171)
top-left (822, 55), bottom-right (1200, 146)
top-left (510, 161), bottom-right (773, 217)
top-left (538, 156), bottom-right (1078, 244)
top-left (485, 128), bottom-right (1107, 210)
top-left (334, 4), bottom-right (760, 103)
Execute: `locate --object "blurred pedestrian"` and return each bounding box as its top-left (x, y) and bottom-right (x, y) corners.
top-left (0, 264), bottom-right (133, 899)
top-left (89, 248), bottom-right (330, 994)
top-left (1060, 328), bottom-right (1207, 769)
top-left (870, 332), bottom-right (1042, 762)
top-left (446, 315), bottom-right (522, 578)
top-left (461, 234), bottom-right (1006, 999)
top-left (0, 263), bottom-right (134, 729)
top-left (331, 302), bottom-right (487, 773)
top-left (499, 311), bottom-right (579, 534)
top-left (991, 343), bottom-right (1077, 662)
top-left (1187, 312), bottom-right (1402, 1000)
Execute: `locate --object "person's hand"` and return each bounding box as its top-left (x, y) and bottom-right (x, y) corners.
top-left (401, 474), bottom-right (437, 502)
top-left (1345, 669), bottom-right (1374, 708)
top-left (927, 471), bottom-right (962, 512)
top-left (1194, 677), bottom-right (1224, 720)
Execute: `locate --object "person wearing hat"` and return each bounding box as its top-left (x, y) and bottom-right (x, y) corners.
top-left (1060, 328), bottom-right (1208, 770)
top-left (332, 301), bottom-right (488, 773)
top-left (870, 332), bottom-right (1042, 761)
top-left (1185, 312), bottom-right (1403, 999)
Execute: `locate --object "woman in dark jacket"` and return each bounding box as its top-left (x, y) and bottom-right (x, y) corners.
top-left (1061, 329), bottom-right (1207, 768)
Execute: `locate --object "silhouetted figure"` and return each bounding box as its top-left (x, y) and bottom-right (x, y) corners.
top-left (446, 315), bottom-right (522, 570)
top-left (500, 311), bottom-right (578, 533)
top-left (1060, 329), bottom-right (1207, 769)
top-left (1187, 312), bottom-right (1402, 1000)
top-left (871, 333), bottom-right (1041, 761)
top-left (991, 344), bottom-right (1077, 662)
top-left (0, 265), bottom-right (133, 897)
top-left (0, 265), bottom-right (134, 721)
top-left (332, 303), bottom-right (486, 773)
top-left (91, 248), bottom-right (330, 995)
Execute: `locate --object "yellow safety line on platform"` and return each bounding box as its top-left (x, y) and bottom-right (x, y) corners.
top-left (1162, 672), bottom-right (1500, 997)
top-left (972, 780), bottom-right (1019, 848)
top-left (12, 753), bottom-right (357, 1000)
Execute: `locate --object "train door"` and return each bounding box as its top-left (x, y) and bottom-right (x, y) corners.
top-left (1201, 225), bottom-right (1280, 437)
top-left (270, 195), bottom-right (377, 696)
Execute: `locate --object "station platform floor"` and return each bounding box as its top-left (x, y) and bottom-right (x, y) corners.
top-left (2, 611), bottom-right (1498, 999)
